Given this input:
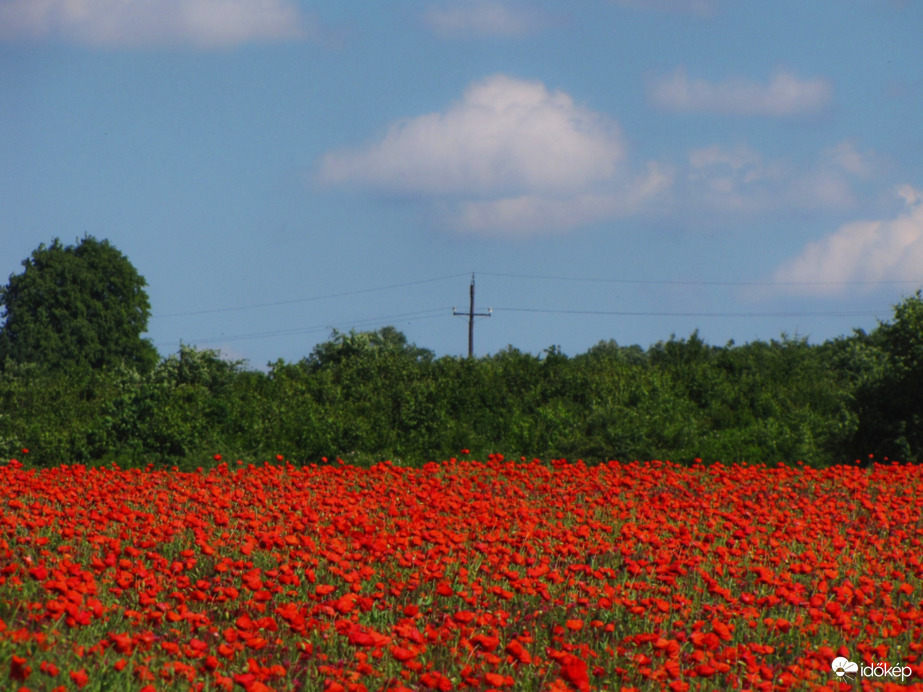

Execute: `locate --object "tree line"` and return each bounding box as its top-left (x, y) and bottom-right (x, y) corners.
top-left (1, 237), bottom-right (921, 468)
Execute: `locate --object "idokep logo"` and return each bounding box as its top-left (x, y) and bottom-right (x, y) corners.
top-left (831, 657), bottom-right (859, 679)
top-left (831, 655), bottom-right (912, 682)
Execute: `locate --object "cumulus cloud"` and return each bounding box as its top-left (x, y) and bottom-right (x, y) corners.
top-left (689, 144), bottom-right (769, 188)
top-left (684, 144), bottom-right (779, 213)
top-left (823, 140), bottom-right (876, 178)
top-left (772, 185), bottom-right (923, 293)
top-left (448, 163), bottom-right (674, 235)
top-left (319, 75), bottom-right (624, 196)
top-left (424, 1), bottom-right (552, 38)
top-left (682, 140), bottom-right (875, 214)
top-left (317, 74), bottom-right (668, 235)
top-left (648, 68), bottom-right (833, 116)
top-left (0, 0), bottom-right (311, 48)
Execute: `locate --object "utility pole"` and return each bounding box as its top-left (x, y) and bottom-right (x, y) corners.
top-left (453, 273), bottom-right (491, 357)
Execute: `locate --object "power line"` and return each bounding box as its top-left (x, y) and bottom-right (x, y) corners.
top-left (149, 271), bottom-right (904, 352)
top-left (157, 301), bottom-right (888, 352)
top-left (477, 271), bottom-right (923, 287)
top-left (155, 307), bottom-right (451, 348)
top-left (149, 270), bottom-right (921, 322)
top-left (152, 273), bottom-right (469, 319)
top-left (493, 306), bottom-right (886, 318)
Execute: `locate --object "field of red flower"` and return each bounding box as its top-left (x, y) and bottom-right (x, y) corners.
top-left (1, 454), bottom-right (922, 691)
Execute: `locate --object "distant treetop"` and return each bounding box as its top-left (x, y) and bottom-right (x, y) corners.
top-left (0, 236), bottom-right (158, 372)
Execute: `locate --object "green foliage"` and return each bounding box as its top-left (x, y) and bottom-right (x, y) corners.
top-left (3, 292), bottom-right (923, 467)
top-left (850, 291), bottom-right (923, 463)
top-left (0, 362), bottom-right (116, 466)
top-left (0, 236), bottom-right (157, 373)
top-left (94, 345), bottom-right (255, 466)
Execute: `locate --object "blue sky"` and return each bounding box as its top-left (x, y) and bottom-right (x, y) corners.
top-left (2, 0), bottom-right (922, 368)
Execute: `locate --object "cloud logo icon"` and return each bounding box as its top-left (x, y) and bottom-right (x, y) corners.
top-left (832, 656), bottom-right (859, 678)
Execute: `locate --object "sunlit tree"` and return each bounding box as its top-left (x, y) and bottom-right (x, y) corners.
top-left (0, 236), bottom-right (157, 372)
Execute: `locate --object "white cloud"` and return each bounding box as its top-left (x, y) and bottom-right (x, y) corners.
top-left (823, 140), bottom-right (875, 178)
top-left (424, 1), bottom-right (552, 38)
top-left (684, 144), bottom-right (776, 212)
top-left (689, 144), bottom-right (767, 188)
top-left (681, 140), bottom-right (876, 215)
top-left (318, 75), bottom-right (669, 235)
top-left (648, 68), bottom-right (833, 116)
top-left (319, 75), bottom-right (625, 197)
top-left (773, 185), bottom-right (923, 293)
top-left (0, 0), bottom-right (311, 48)
top-left (449, 163), bottom-right (674, 235)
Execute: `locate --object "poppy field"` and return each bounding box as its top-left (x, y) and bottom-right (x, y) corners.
top-left (1, 455), bottom-right (922, 691)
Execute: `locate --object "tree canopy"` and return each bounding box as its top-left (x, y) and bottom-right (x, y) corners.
top-left (850, 290), bottom-right (923, 463)
top-left (0, 236), bottom-right (157, 372)
top-left (1, 259), bottom-right (922, 467)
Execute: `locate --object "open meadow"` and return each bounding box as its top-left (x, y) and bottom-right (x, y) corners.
top-left (1, 455), bottom-right (922, 691)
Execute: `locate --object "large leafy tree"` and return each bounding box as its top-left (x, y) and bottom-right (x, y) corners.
top-left (0, 236), bottom-right (158, 372)
top-left (848, 291), bottom-right (923, 463)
